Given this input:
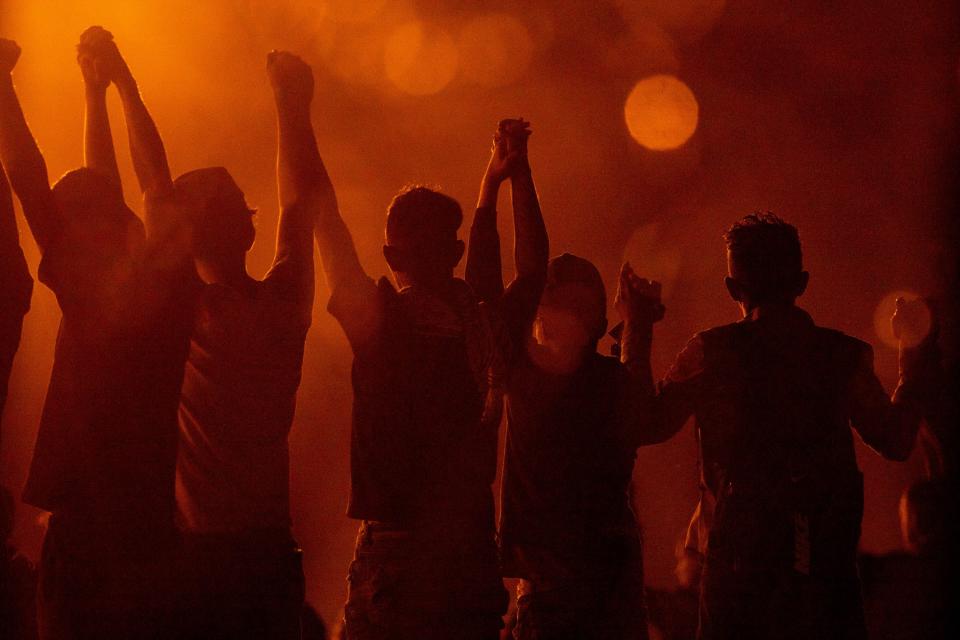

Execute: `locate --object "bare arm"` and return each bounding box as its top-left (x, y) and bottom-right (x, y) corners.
top-left (0, 40), bottom-right (59, 252)
top-left (77, 30), bottom-right (120, 188)
top-left (465, 133), bottom-right (507, 305)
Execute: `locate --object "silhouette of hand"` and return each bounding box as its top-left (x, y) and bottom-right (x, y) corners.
top-left (267, 51), bottom-right (313, 107)
top-left (615, 262), bottom-right (665, 326)
top-left (0, 39), bottom-right (21, 74)
top-left (77, 27), bottom-right (132, 88)
top-left (484, 118), bottom-right (531, 184)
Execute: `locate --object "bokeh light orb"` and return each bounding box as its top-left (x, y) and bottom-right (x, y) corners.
top-left (457, 14), bottom-right (534, 87)
top-left (873, 290), bottom-right (932, 350)
top-left (384, 21), bottom-right (459, 96)
top-left (624, 74), bottom-right (699, 150)
top-left (622, 222), bottom-right (683, 297)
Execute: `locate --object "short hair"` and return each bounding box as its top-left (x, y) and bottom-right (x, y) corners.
top-left (542, 253), bottom-right (607, 339)
top-left (385, 185), bottom-right (462, 244)
top-left (724, 212), bottom-right (802, 297)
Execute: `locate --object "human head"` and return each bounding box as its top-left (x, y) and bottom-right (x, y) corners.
top-left (383, 185), bottom-right (464, 288)
top-left (723, 212), bottom-right (807, 312)
top-left (51, 167), bottom-right (144, 260)
top-left (535, 253), bottom-right (607, 355)
top-left (174, 167), bottom-right (255, 278)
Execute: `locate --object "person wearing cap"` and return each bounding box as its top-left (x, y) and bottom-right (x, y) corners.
top-left (1, 29), bottom-right (196, 637)
top-left (465, 120), bottom-right (664, 639)
top-left (170, 52), bottom-right (327, 637)
top-left (644, 213), bottom-right (941, 640)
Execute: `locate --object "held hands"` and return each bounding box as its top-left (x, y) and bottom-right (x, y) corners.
top-left (483, 118), bottom-right (531, 185)
top-left (615, 262), bottom-right (665, 327)
top-left (267, 50), bottom-right (313, 108)
top-left (0, 39), bottom-right (21, 75)
top-left (77, 27), bottom-right (133, 90)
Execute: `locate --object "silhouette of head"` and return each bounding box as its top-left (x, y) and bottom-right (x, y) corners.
top-left (51, 168), bottom-right (144, 260)
top-left (723, 212), bottom-right (808, 310)
top-left (174, 167), bottom-right (254, 275)
top-left (383, 186), bottom-right (464, 288)
top-left (535, 253), bottom-right (608, 354)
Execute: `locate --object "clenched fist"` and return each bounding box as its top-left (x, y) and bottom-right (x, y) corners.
top-left (267, 50), bottom-right (313, 106)
top-left (77, 26), bottom-right (133, 88)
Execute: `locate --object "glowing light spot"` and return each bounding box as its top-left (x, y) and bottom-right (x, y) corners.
top-left (624, 75), bottom-right (699, 150)
top-left (873, 290), bottom-right (932, 350)
top-left (457, 14), bottom-right (533, 87)
top-left (622, 222), bottom-right (683, 297)
top-left (384, 21), bottom-right (458, 96)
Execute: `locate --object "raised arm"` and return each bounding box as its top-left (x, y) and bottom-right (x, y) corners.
top-left (614, 264), bottom-right (678, 446)
top-left (848, 298), bottom-right (941, 461)
top-left (76, 28), bottom-right (120, 188)
top-left (465, 129), bottom-right (510, 305)
top-left (0, 40), bottom-right (59, 251)
top-left (93, 30), bottom-right (173, 197)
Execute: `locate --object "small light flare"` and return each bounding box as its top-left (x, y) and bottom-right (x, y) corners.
top-left (624, 74), bottom-right (699, 150)
top-left (873, 290), bottom-right (932, 350)
top-left (383, 21), bottom-right (458, 96)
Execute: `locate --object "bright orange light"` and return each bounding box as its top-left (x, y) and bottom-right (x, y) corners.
top-left (873, 290), bottom-right (932, 349)
top-left (624, 75), bottom-right (699, 150)
top-left (621, 222), bottom-right (683, 297)
top-left (324, 0), bottom-right (387, 24)
top-left (383, 21), bottom-right (458, 96)
top-left (457, 14), bottom-right (533, 88)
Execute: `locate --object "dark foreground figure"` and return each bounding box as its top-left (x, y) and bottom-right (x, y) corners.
top-left (465, 120), bottom-right (660, 639)
top-left (1, 31), bottom-right (195, 638)
top-left (320, 180), bottom-right (508, 632)
top-left (647, 214), bottom-right (939, 640)
top-left (173, 51), bottom-right (326, 639)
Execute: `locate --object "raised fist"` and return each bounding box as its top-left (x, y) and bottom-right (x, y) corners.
top-left (498, 117), bottom-right (531, 159)
top-left (267, 50), bottom-right (313, 105)
top-left (484, 118), bottom-right (532, 184)
top-left (615, 262), bottom-right (665, 326)
top-left (0, 39), bottom-right (21, 74)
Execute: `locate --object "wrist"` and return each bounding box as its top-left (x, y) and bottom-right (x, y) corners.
top-left (114, 74), bottom-right (138, 97)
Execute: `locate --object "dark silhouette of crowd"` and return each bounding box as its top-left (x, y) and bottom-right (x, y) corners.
top-left (0, 26), bottom-right (953, 640)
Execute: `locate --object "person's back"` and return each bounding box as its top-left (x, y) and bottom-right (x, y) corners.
top-left (650, 213), bottom-right (939, 640)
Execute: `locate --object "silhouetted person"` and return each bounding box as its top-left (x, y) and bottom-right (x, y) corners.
top-left (1, 485), bottom-right (38, 640)
top-left (321, 169), bottom-right (509, 633)
top-left (172, 51), bottom-right (324, 639)
top-left (859, 479), bottom-right (952, 640)
top-left (0, 29), bottom-right (195, 638)
top-left (0, 155), bottom-right (32, 438)
top-left (641, 213), bottom-right (940, 640)
top-left (466, 120), bottom-right (662, 640)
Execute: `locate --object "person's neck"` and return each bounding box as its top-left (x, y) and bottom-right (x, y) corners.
top-left (742, 298), bottom-right (797, 318)
top-left (395, 272), bottom-right (456, 294)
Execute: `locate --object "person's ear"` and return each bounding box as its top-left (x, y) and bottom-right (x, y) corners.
top-left (724, 276), bottom-right (742, 302)
top-left (383, 244), bottom-right (404, 272)
top-left (795, 271), bottom-right (809, 298)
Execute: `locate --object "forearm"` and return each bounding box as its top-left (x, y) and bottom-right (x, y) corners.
top-left (83, 84), bottom-right (120, 184)
top-left (276, 101), bottom-right (331, 210)
top-left (314, 210), bottom-right (367, 293)
top-left (466, 193), bottom-right (504, 304)
top-left (0, 74), bottom-right (55, 248)
top-left (510, 166), bottom-right (548, 282)
top-left (116, 78), bottom-right (172, 194)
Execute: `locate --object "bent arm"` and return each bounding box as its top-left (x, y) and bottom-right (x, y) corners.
top-left (849, 341), bottom-right (937, 461)
top-left (0, 68), bottom-right (58, 252)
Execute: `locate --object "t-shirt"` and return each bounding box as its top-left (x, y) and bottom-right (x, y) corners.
top-left (498, 350), bottom-right (642, 580)
top-left (22, 194), bottom-right (197, 547)
top-left (175, 263), bottom-right (311, 534)
top-left (329, 275), bottom-right (500, 528)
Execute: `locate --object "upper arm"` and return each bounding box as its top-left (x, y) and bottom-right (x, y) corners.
top-left (465, 205), bottom-right (504, 305)
top-left (266, 201), bottom-right (316, 316)
top-left (649, 335), bottom-right (708, 443)
top-left (327, 273), bottom-right (383, 354)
